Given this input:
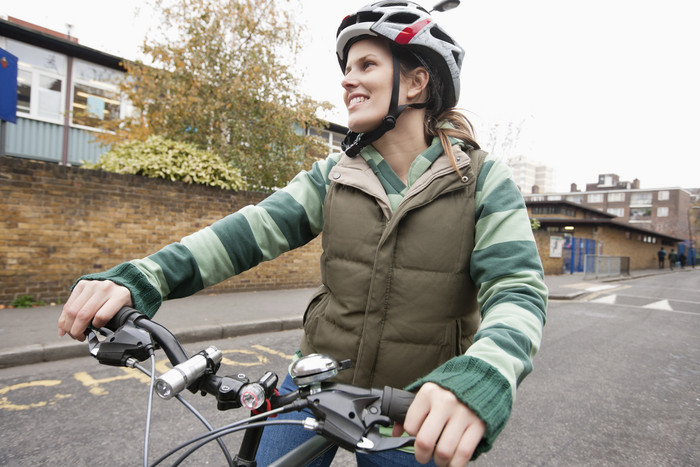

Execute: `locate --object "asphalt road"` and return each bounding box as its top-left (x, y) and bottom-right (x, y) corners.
top-left (1, 272), bottom-right (698, 466)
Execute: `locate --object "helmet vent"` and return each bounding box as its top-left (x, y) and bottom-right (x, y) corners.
top-left (430, 26), bottom-right (455, 45)
top-left (387, 12), bottom-right (420, 24)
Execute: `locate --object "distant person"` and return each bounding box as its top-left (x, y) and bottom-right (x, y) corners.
top-left (657, 247), bottom-right (666, 269)
top-left (669, 249), bottom-right (677, 270)
top-left (678, 252), bottom-right (686, 269)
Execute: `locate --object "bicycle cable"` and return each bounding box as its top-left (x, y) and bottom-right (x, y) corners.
top-left (150, 406), bottom-right (292, 466)
top-left (144, 352), bottom-right (155, 467)
top-left (170, 419), bottom-right (306, 467)
top-left (131, 358), bottom-right (235, 466)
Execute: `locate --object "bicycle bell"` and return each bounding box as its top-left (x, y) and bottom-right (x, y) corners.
top-left (290, 354), bottom-right (350, 387)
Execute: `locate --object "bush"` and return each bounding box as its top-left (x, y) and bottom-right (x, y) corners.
top-left (10, 295), bottom-right (46, 308)
top-left (84, 136), bottom-right (247, 191)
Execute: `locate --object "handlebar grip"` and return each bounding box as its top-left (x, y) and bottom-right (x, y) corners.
top-left (381, 386), bottom-right (415, 424)
top-left (103, 306), bottom-right (143, 331)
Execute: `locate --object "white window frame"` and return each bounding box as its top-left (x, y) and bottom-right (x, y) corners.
top-left (15, 64), bottom-right (65, 125)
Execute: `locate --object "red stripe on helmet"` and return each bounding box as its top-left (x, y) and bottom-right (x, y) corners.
top-left (395, 18), bottom-right (432, 45)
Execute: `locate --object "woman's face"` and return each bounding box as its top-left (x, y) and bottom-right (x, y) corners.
top-left (341, 38), bottom-right (397, 134)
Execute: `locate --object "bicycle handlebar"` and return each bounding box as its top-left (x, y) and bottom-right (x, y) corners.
top-left (87, 306), bottom-right (416, 455)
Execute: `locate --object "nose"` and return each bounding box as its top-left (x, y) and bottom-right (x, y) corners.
top-left (341, 72), bottom-right (358, 92)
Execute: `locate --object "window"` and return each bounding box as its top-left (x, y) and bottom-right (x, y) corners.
top-left (72, 83), bottom-right (120, 128)
top-left (657, 207), bottom-right (669, 217)
top-left (630, 192), bottom-right (652, 206)
top-left (567, 195), bottom-right (583, 204)
top-left (532, 206), bottom-right (576, 217)
top-left (38, 76), bottom-right (62, 120)
top-left (587, 193), bottom-right (604, 203)
top-left (608, 192), bottom-right (625, 202)
top-left (630, 207), bottom-right (652, 222)
top-left (607, 208), bottom-right (625, 217)
top-left (7, 39), bottom-right (66, 123)
top-left (17, 70), bottom-right (31, 113)
top-left (71, 59), bottom-right (123, 129)
top-left (657, 191), bottom-right (669, 201)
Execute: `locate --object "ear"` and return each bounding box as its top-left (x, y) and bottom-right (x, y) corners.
top-left (406, 67), bottom-right (430, 100)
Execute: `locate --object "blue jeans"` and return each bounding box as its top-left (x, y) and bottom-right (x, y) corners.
top-left (255, 374), bottom-right (436, 466)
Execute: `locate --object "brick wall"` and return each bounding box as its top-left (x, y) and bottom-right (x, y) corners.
top-left (534, 225), bottom-right (667, 276)
top-left (0, 156), bottom-right (322, 305)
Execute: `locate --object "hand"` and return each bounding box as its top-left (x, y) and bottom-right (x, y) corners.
top-left (57, 280), bottom-right (133, 341)
top-left (393, 382), bottom-right (486, 466)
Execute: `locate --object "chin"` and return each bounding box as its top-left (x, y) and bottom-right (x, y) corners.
top-left (347, 117), bottom-right (383, 134)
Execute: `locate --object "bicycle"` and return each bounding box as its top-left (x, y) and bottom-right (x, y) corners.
top-left (85, 306), bottom-right (416, 466)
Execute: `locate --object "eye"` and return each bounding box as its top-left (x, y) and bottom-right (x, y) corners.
top-left (363, 60), bottom-right (376, 70)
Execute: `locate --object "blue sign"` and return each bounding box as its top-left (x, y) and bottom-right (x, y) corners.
top-left (0, 48), bottom-right (19, 123)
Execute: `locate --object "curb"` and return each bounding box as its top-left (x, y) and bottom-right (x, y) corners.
top-left (0, 317), bottom-right (302, 370)
top-left (548, 291), bottom-right (585, 300)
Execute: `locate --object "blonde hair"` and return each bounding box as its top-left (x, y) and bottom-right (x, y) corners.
top-left (425, 109), bottom-right (480, 176)
top-left (396, 45), bottom-right (480, 176)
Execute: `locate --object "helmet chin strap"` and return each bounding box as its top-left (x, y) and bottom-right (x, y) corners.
top-left (342, 44), bottom-right (428, 158)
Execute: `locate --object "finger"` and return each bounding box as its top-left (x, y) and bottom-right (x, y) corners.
top-left (68, 290), bottom-right (112, 339)
top-left (58, 281), bottom-right (90, 338)
top-left (433, 415), bottom-right (470, 466)
top-left (448, 422), bottom-right (486, 467)
top-left (392, 422), bottom-right (405, 438)
top-left (92, 294), bottom-right (130, 329)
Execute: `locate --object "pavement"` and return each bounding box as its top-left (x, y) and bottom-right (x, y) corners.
top-left (0, 268), bottom-right (683, 369)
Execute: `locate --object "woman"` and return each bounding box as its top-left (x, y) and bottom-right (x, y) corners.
top-left (58, 2), bottom-right (547, 465)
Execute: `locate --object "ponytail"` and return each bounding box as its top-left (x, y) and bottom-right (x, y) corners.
top-left (425, 109), bottom-right (480, 177)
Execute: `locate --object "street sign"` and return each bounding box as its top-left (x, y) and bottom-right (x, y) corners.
top-left (0, 48), bottom-right (18, 123)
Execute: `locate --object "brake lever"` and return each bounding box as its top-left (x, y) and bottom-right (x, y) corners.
top-left (357, 429), bottom-right (416, 452)
top-left (86, 323), bottom-right (155, 366)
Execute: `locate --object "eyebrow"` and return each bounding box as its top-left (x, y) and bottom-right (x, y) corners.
top-left (345, 53), bottom-right (381, 74)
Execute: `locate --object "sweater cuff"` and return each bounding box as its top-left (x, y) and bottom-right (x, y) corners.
top-left (74, 262), bottom-right (163, 318)
top-left (405, 355), bottom-right (513, 459)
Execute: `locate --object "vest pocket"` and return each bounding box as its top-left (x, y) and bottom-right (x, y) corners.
top-left (302, 285), bottom-right (329, 326)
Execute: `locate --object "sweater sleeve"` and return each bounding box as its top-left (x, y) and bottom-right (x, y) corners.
top-left (406, 155), bottom-right (548, 458)
top-left (76, 154), bottom-right (341, 317)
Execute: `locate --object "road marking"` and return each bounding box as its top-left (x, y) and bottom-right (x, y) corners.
top-left (0, 380), bottom-right (71, 411)
top-left (220, 349), bottom-right (270, 367)
top-left (591, 294), bottom-right (617, 304)
top-left (73, 367), bottom-right (151, 396)
top-left (643, 300), bottom-right (673, 311)
top-left (252, 345), bottom-right (295, 360)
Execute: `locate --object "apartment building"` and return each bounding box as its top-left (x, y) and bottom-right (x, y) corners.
top-left (524, 173), bottom-right (693, 241)
top-left (506, 155), bottom-right (556, 194)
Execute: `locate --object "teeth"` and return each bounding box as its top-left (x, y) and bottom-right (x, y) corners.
top-left (350, 96), bottom-right (367, 105)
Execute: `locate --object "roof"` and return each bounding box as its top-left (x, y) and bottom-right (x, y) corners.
top-left (526, 199), bottom-right (617, 219)
top-left (534, 216), bottom-right (685, 243)
top-left (0, 18), bottom-right (125, 71)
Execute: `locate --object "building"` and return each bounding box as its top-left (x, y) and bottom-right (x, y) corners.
top-left (524, 173), bottom-right (693, 242)
top-left (1, 17), bottom-right (348, 165)
top-left (1, 17), bottom-right (126, 165)
top-left (506, 155), bottom-right (556, 194)
top-left (527, 199), bottom-right (684, 276)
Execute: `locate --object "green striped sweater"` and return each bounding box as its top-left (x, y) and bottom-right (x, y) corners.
top-left (82, 139), bottom-right (547, 456)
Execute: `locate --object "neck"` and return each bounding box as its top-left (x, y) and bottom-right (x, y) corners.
top-left (371, 108), bottom-right (428, 183)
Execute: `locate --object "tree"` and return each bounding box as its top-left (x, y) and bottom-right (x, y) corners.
top-left (99, 0), bottom-right (331, 191)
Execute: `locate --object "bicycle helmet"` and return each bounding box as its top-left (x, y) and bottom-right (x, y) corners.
top-left (337, 1), bottom-right (465, 156)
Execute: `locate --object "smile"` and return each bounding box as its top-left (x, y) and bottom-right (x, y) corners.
top-left (348, 96), bottom-right (368, 108)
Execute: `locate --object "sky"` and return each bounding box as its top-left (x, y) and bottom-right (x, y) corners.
top-left (3, 0), bottom-right (699, 192)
